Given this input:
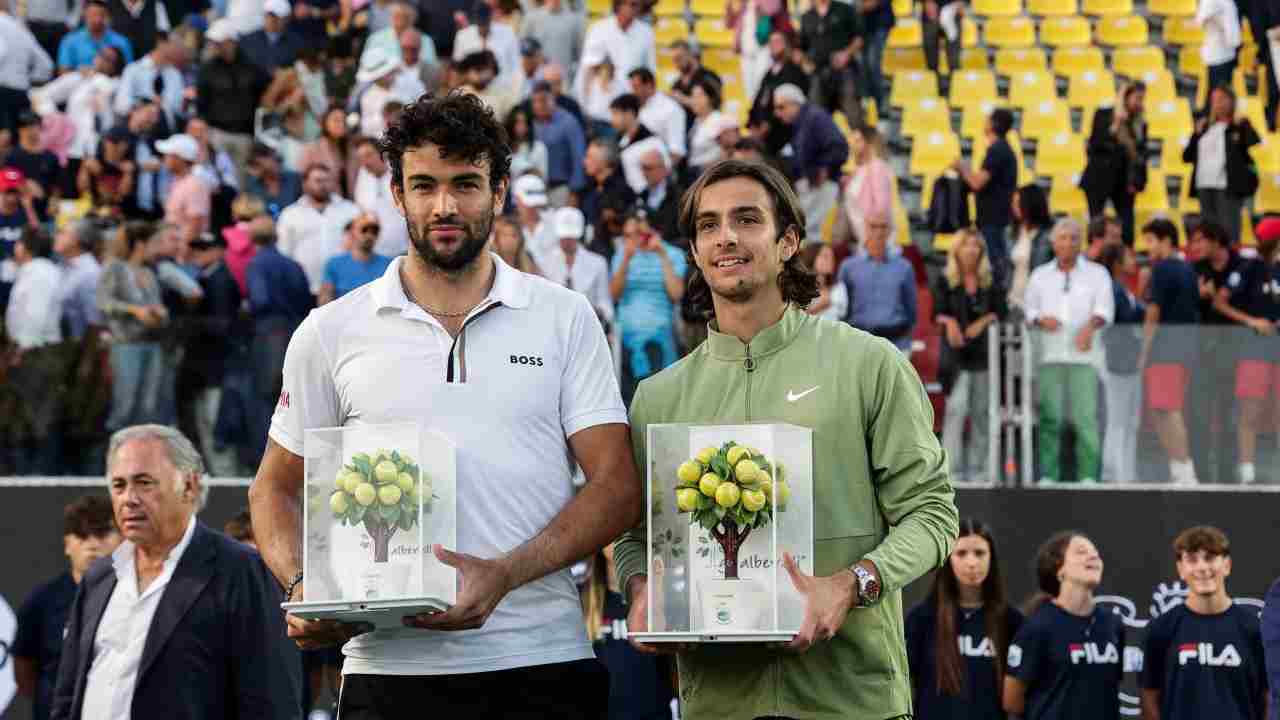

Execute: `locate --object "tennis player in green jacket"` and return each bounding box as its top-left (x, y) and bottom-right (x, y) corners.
top-left (613, 159), bottom-right (959, 720)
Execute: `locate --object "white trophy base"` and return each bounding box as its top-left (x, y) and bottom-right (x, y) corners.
top-left (697, 577), bottom-right (768, 632)
top-left (351, 560), bottom-right (413, 600)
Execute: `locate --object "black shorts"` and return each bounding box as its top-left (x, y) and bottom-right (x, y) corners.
top-left (337, 658), bottom-right (610, 720)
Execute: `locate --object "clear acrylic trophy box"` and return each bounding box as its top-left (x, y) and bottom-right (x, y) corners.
top-left (632, 423), bottom-right (814, 643)
top-left (283, 422), bottom-right (457, 627)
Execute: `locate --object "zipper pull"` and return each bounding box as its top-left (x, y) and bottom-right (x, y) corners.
top-left (744, 345), bottom-right (755, 372)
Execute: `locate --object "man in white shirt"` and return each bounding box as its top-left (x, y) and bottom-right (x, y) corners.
top-left (628, 67), bottom-right (687, 165)
top-left (1024, 217), bottom-right (1115, 484)
top-left (1196, 0), bottom-right (1241, 92)
top-left (276, 163), bottom-right (360, 295)
top-left (576, 0), bottom-right (655, 97)
top-left (537, 206), bottom-right (613, 329)
top-left (250, 91), bottom-right (640, 718)
top-left (451, 4), bottom-right (521, 95)
top-left (355, 47), bottom-right (404, 139)
top-left (512, 173), bottom-right (557, 258)
top-left (5, 226), bottom-right (63, 350)
top-left (354, 136), bottom-right (409, 257)
top-left (52, 424), bottom-right (300, 720)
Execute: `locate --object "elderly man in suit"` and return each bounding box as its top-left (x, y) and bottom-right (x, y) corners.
top-left (51, 424), bottom-right (301, 720)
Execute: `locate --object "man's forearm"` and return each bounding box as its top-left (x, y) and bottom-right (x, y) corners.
top-left (248, 439), bottom-right (305, 591)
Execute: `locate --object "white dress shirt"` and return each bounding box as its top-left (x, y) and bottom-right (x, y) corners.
top-left (113, 55), bottom-right (186, 120)
top-left (353, 166), bottom-right (409, 257)
top-left (0, 14), bottom-right (55, 91)
top-left (1024, 257), bottom-right (1115, 368)
top-left (451, 23), bottom-right (523, 94)
top-left (618, 134), bottom-right (668, 195)
top-left (277, 194), bottom-right (361, 293)
top-left (638, 91), bottom-right (687, 160)
top-left (5, 257), bottom-right (64, 349)
top-left (82, 515), bottom-right (197, 720)
top-left (687, 110), bottom-right (729, 169)
top-left (1194, 121), bottom-right (1229, 190)
top-left (535, 246), bottom-right (614, 325)
top-left (575, 16), bottom-right (656, 98)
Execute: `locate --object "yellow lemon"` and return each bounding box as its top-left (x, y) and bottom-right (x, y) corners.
top-left (396, 471), bottom-right (415, 493)
top-left (699, 472), bottom-right (723, 497)
top-left (342, 471), bottom-right (364, 493)
top-left (726, 446), bottom-right (750, 466)
top-left (775, 481), bottom-right (791, 508)
top-left (742, 489), bottom-right (766, 512)
top-left (399, 452), bottom-right (416, 467)
top-left (354, 482), bottom-right (377, 506)
top-left (695, 446), bottom-right (717, 465)
top-left (734, 459), bottom-right (760, 484)
top-left (329, 491), bottom-right (349, 514)
top-left (378, 484), bottom-right (402, 505)
top-left (374, 460), bottom-right (399, 484)
top-left (758, 479), bottom-right (774, 503)
top-left (715, 481), bottom-right (741, 508)
top-left (677, 461), bottom-right (703, 485)
top-left (676, 487), bottom-right (700, 512)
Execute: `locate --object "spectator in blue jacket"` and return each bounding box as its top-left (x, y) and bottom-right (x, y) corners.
top-left (839, 208), bottom-right (917, 351)
top-left (772, 83), bottom-right (849, 243)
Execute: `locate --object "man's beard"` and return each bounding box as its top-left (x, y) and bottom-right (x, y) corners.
top-left (406, 209), bottom-right (494, 274)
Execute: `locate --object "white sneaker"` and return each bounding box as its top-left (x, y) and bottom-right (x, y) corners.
top-left (1170, 461), bottom-right (1199, 486)
top-left (1239, 463), bottom-right (1256, 485)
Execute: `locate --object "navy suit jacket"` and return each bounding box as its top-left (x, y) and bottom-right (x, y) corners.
top-left (51, 522), bottom-right (302, 720)
top-left (239, 29), bottom-right (304, 75)
top-left (1264, 578), bottom-right (1280, 720)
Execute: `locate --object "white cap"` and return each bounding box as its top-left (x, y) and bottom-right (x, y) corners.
top-left (773, 83), bottom-right (806, 106)
top-left (357, 47), bottom-right (400, 83)
top-left (264, 0), bottom-right (291, 17)
top-left (554, 206), bottom-right (585, 239)
top-left (155, 133), bottom-right (200, 163)
top-left (512, 174), bottom-right (547, 208)
top-left (205, 18), bottom-right (238, 42)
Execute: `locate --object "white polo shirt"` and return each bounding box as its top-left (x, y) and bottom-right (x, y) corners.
top-left (1024, 257), bottom-right (1115, 368)
top-left (269, 253), bottom-right (626, 676)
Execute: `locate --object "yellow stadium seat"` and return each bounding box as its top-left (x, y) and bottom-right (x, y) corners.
top-left (1050, 174), bottom-right (1090, 217)
top-left (901, 97), bottom-right (953, 138)
top-left (690, 0), bottom-right (721, 16)
top-left (1237, 97), bottom-right (1269, 131)
top-left (1147, 0), bottom-right (1195, 16)
top-left (1067, 69), bottom-right (1117, 109)
top-left (884, 48), bottom-right (929, 75)
top-left (1053, 46), bottom-right (1106, 76)
top-left (864, 98), bottom-right (880, 126)
top-left (960, 18), bottom-right (981, 48)
top-left (702, 48), bottom-right (737, 76)
top-left (1253, 134), bottom-right (1280, 173)
top-left (973, 0), bottom-right (1021, 16)
top-left (693, 18), bottom-right (735, 48)
top-left (1082, 0), bottom-right (1132, 15)
top-left (1022, 99), bottom-right (1072, 139)
top-left (654, 0), bottom-right (686, 17)
top-left (893, 0), bottom-right (914, 17)
top-left (995, 47), bottom-right (1048, 75)
top-left (1256, 173), bottom-right (1280, 213)
top-left (1140, 68), bottom-right (1179, 103)
top-left (1161, 135), bottom-right (1192, 176)
top-left (1146, 99), bottom-right (1193, 140)
top-left (1096, 15), bottom-right (1149, 46)
top-left (1035, 132), bottom-right (1086, 176)
top-left (1027, 0), bottom-right (1076, 14)
top-left (961, 100), bottom-right (1003, 137)
top-left (1178, 45), bottom-right (1204, 77)
top-left (949, 70), bottom-right (999, 108)
top-left (910, 131), bottom-right (962, 176)
top-left (655, 17), bottom-right (691, 45)
top-left (1241, 44), bottom-right (1259, 73)
top-left (985, 16), bottom-right (1037, 47)
top-left (890, 70), bottom-right (940, 107)
top-left (1008, 70), bottom-right (1057, 108)
top-left (959, 47), bottom-right (991, 71)
top-left (1163, 16), bottom-right (1203, 45)
top-left (1136, 171), bottom-right (1170, 213)
top-left (1040, 17), bottom-right (1091, 47)
top-left (889, 18), bottom-right (924, 48)
top-left (1240, 207), bottom-right (1257, 246)
top-left (1111, 46), bottom-right (1165, 78)
top-left (586, 0), bottom-right (611, 15)
top-left (657, 49), bottom-right (677, 73)
top-left (933, 231), bottom-right (958, 253)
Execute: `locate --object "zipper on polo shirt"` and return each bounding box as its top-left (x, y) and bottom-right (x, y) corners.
top-left (445, 302), bottom-right (503, 383)
top-left (744, 344), bottom-right (755, 420)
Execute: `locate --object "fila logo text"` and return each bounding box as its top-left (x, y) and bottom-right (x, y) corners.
top-left (1178, 643), bottom-right (1241, 667)
top-left (1069, 642), bottom-right (1120, 665)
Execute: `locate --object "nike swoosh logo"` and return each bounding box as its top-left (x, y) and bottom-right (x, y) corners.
top-left (787, 386), bottom-right (820, 403)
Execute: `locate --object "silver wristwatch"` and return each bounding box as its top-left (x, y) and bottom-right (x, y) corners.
top-left (852, 564), bottom-right (881, 607)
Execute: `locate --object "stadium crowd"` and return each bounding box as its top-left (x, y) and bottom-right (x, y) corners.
top-left (0, 0), bottom-right (1279, 485)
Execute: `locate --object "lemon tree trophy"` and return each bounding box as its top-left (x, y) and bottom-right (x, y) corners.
top-left (632, 423), bottom-right (813, 644)
top-left (283, 422), bottom-right (457, 628)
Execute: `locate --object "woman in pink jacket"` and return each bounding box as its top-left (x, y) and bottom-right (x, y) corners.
top-left (842, 123), bottom-right (897, 248)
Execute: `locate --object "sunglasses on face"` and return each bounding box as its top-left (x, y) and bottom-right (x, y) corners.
top-left (360, 225), bottom-right (380, 235)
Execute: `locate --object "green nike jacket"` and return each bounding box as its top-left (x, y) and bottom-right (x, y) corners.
top-left (613, 304), bottom-right (959, 720)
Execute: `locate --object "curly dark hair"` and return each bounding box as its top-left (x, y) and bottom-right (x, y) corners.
top-left (63, 495), bottom-right (115, 538)
top-left (378, 91), bottom-right (511, 195)
top-left (678, 159), bottom-right (820, 320)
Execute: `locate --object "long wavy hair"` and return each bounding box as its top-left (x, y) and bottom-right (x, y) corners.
top-left (679, 159), bottom-right (820, 320)
top-left (929, 518), bottom-right (1012, 697)
top-left (943, 228), bottom-right (994, 289)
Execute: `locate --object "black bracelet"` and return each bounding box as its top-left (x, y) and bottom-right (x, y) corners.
top-left (284, 571), bottom-right (304, 601)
